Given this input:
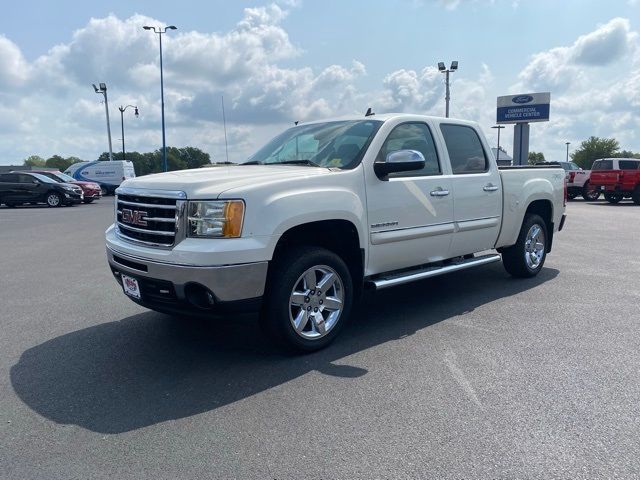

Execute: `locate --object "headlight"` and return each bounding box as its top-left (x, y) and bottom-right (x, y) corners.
top-left (187, 200), bottom-right (244, 238)
top-left (62, 185), bottom-right (76, 191)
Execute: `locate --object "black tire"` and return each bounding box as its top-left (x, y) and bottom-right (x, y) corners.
top-left (501, 214), bottom-right (548, 278)
top-left (567, 192), bottom-right (577, 200)
top-left (100, 186), bottom-right (108, 196)
top-left (604, 193), bottom-right (623, 204)
top-left (582, 182), bottom-right (600, 201)
top-left (632, 187), bottom-right (640, 206)
top-left (5, 203), bottom-right (17, 208)
top-left (83, 198), bottom-right (94, 204)
top-left (46, 191), bottom-right (63, 208)
top-left (262, 246), bottom-right (353, 353)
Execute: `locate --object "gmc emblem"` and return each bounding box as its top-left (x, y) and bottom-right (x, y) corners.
top-left (121, 208), bottom-right (148, 226)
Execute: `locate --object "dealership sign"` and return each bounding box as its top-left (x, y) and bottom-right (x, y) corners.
top-left (496, 92), bottom-right (550, 124)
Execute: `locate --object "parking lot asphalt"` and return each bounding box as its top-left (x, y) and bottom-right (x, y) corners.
top-left (1, 198), bottom-right (640, 479)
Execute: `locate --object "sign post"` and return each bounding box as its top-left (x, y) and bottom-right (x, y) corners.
top-left (496, 92), bottom-right (550, 166)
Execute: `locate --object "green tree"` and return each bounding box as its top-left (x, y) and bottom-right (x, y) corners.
top-left (98, 146), bottom-right (212, 175)
top-left (571, 137), bottom-right (620, 169)
top-left (23, 155), bottom-right (46, 167)
top-left (528, 151), bottom-right (545, 165)
top-left (45, 155), bottom-right (72, 171)
top-left (615, 150), bottom-right (640, 159)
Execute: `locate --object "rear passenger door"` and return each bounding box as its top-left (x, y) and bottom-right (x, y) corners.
top-left (439, 123), bottom-right (502, 257)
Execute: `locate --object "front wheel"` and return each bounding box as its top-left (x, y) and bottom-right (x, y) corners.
top-left (604, 193), bottom-right (623, 204)
top-left (582, 182), bottom-right (601, 201)
top-left (46, 192), bottom-right (63, 207)
top-left (501, 214), bottom-right (548, 278)
top-left (100, 186), bottom-right (108, 196)
top-left (262, 246), bottom-right (353, 353)
top-left (83, 198), bottom-right (94, 204)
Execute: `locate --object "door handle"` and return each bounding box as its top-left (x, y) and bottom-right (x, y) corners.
top-left (483, 185), bottom-right (499, 192)
top-left (430, 188), bottom-right (450, 197)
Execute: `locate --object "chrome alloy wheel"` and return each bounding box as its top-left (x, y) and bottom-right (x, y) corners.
top-left (47, 193), bottom-right (60, 206)
top-left (524, 224), bottom-right (545, 270)
top-left (289, 265), bottom-right (344, 340)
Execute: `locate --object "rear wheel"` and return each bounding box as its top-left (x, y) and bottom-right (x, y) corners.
top-left (582, 182), bottom-right (601, 201)
top-left (46, 191), bottom-right (63, 207)
top-left (501, 214), bottom-right (547, 278)
top-left (567, 192), bottom-right (577, 200)
top-left (262, 246), bottom-right (353, 353)
top-left (604, 193), bottom-right (623, 204)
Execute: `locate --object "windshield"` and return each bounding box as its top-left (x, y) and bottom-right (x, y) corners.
top-left (30, 173), bottom-right (58, 184)
top-left (245, 120), bottom-right (383, 169)
top-left (51, 172), bottom-right (76, 182)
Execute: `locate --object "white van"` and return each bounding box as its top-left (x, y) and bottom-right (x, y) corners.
top-left (65, 160), bottom-right (135, 195)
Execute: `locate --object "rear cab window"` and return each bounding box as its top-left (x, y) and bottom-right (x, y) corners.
top-left (592, 160), bottom-right (613, 170)
top-left (440, 124), bottom-right (488, 174)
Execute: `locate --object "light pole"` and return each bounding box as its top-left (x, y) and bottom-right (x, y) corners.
top-left (143, 25), bottom-right (177, 172)
top-left (92, 83), bottom-right (114, 161)
top-left (492, 125), bottom-right (505, 164)
top-left (565, 142), bottom-right (570, 162)
top-left (438, 61), bottom-right (458, 118)
top-left (118, 105), bottom-right (139, 161)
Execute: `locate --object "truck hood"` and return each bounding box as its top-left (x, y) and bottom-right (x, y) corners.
top-left (120, 165), bottom-right (334, 198)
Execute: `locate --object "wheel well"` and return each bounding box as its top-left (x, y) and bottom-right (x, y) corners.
top-left (272, 220), bottom-right (364, 294)
top-left (525, 199), bottom-right (553, 252)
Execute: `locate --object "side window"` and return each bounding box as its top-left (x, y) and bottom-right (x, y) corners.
top-left (377, 123), bottom-right (441, 177)
top-left (619, 160), bottom-right (640, 170)
top-left (17, 174), bottom-right (35, 184)
top-left (440, 124), bottom-right (488, 174)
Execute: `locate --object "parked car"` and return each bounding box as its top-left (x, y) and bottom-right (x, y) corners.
top-left (106, 113), bottom-right (566, 352)
top-left (0, 172), bottom-right (83, 207)
top-left (535, 161), bottom-right (599, 200)
top-left (20, 170), bottom-right (101, 204)
top-left (64, 160), bottom-right (136, 195)
top-left (589, 158), bottom-right (640, 204)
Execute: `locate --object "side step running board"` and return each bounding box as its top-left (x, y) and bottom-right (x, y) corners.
top-left (367, 253), bottom-right (502, 290)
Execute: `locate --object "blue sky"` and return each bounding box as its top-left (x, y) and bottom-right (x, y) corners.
top-left (1, 0), bottom-right (639, 164)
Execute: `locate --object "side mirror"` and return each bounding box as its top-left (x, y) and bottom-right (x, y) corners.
top-left (32, 180), bottom-right (40, 184)
top-left (374, 149), bottom-right (425, 178)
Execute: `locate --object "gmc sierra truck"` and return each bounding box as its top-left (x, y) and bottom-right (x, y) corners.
top-left (106, 114), bottom-right (567, 351)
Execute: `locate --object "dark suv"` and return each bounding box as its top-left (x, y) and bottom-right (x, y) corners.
top-left (0, 172), bottom-right (84, 207)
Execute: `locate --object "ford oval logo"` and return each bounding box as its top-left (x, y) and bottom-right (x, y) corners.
top-left (512, 95), bottom-right (533, 104)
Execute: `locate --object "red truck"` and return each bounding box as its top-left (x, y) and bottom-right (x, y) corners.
top-left (590, 158), bottom-right (640, 204)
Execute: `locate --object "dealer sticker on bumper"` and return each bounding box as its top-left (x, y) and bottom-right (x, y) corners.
top-left (122, 274), bottom-right (141, 299)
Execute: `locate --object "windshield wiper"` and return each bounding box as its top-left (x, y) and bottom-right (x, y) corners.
top-left (241, 160), bottom-right (263, 165)
top-left (277, 159), bottom-right (323, 167)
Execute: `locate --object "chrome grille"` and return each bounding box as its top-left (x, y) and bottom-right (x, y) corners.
top-left (115, 188), bottom-right (186, 248)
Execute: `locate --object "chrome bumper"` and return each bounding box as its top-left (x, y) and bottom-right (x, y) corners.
top-left (106, 246), bottom-right (268, 302)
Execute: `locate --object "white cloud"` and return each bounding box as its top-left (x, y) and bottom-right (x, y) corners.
top-left (0, 5), bottom-right (639, 166)
top-left (514, 17), bottom-right (640, 160)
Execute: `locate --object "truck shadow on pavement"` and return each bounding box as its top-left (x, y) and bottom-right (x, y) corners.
top-left (11, 263), bottom-right (558, 434)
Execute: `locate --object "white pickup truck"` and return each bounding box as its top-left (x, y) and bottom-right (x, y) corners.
top-left (106, 114), bottom-right (567, 351)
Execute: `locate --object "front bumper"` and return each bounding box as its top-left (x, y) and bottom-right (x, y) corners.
top-left (64, 192), bottom-right (83, 204)
top-left (107, 246), bottom-right (268, 314)
top-left (83, 190), bottom-right (102, 199)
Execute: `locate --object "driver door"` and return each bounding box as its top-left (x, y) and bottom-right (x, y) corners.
top-left (364, 122), bottom-right (454, 274)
